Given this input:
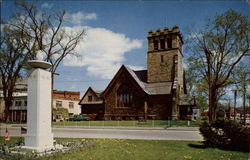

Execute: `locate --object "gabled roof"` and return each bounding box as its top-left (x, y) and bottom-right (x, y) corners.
top-left (125, 66), bottom-right (172, 95)
top-left (145, 82), bottom-right (172, 95)
top-left (102, 65), bottom-right (172, 97)
top-left (91, 88), bottom-right (103, 97)
top-left (79, 87), bottom-right (103, 105)
top-left (179, 94), bottom-right (196, 106)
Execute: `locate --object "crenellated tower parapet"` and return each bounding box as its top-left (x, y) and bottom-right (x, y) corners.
top-left (147, 26), bottom-right (184, 85)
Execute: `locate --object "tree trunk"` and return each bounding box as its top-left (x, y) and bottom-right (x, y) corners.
top-left (4, 99), bottom-right (12, 122)
top-left (208, 52), bottom-right (213, 122)
top-left (209, 86), bottom-right (218, 122)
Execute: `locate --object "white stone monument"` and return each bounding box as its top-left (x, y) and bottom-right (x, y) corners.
top-left (23, 51), bottom-right (54, 152)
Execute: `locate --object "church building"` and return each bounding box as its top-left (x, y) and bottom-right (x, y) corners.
top-left (80, 26), bottom-right (195, 120)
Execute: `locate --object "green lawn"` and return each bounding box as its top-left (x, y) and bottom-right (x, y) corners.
top-left (0, 137), bottom-right (248, 160)
top-left (52, 120), bottom-right (202, 127)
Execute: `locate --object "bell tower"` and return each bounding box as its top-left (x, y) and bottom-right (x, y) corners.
top-left (147, 26), bottom-right (184, 85)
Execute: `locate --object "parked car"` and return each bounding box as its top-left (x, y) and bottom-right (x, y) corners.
top-left (68, 115), bottom-right (90, 121)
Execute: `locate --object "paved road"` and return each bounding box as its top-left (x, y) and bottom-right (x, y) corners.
top-left (53, 128), bottom-right (203, 141)
top-left (0, 125), bottom-right (203, 141)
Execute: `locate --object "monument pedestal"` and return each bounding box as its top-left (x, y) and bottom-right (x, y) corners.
top-left (23, 134), bottom-right (54, 152)
top-left (23, 67), bottom-right (54, 152)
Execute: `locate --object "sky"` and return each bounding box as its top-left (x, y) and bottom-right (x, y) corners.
top-left (1, 0), bottom-right (250, 101)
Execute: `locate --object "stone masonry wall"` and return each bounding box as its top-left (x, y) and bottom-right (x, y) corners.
top-left (147, 50), bottom-right (177, 83)
top-left (147, 27), bottom-right (183, 83)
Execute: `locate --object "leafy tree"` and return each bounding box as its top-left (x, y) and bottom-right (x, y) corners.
top-left (186, 10), bottom-right (249, 122)
top-left (0, 0), bottom-right (85, 121)
top-left (0, 25), bottom-right (30, 121)
top-left (186, 58), bottom-right (226, 112)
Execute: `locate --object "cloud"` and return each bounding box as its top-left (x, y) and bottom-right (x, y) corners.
top-left (247, 0), bottom-right (250, 5)
top-left (63, 26), bottom-right (143, 79)
top-left (41, 2), bottom-right (53, 9)
top-left (127, 65), bottom-right (145, 71)
top-left (65, 12), bottom-right (97, 25)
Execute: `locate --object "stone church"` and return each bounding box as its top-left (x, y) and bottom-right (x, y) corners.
top-left (80, 26), bottom-right (195, 120)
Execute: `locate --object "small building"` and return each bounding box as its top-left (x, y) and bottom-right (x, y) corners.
top-left (178, 94), bottom-right (197, 120)
top-left (0, 78), bottom-right (27, 121)
top-left (192, 106), bottom-right (200, 120)
top-left (79, 87), bottom-right (104, 120)
top-left (52, 90), bottom-right (81, 120)
top-left (9, 92), bottom-right (28, 122)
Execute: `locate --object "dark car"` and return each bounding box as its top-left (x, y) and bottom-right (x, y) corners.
top-left (68, 115), bottom-right (90, 121)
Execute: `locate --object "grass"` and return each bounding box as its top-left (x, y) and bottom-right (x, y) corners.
top-left (52, 120), bottom-right (202, 127)
top-left (0, 137), bottom-right (248, 160)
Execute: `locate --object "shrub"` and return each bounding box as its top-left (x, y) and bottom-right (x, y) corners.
top-left (216, 109), bottom-right (225, 120)
top-left (201, 116), bottom-right (208, 121)
top-left (52, 108), bottom-right (69, 120)
top-left (200, 119), bottom-right (250, 152)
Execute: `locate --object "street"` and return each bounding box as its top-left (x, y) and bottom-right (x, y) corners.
top-left (0, 125), bottom-right (203, 141)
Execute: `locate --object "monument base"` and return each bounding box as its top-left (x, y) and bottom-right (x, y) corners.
top-left (21, 145), bottom-right (54, 153)
top-left (23, 133), bottom-right (54, 152)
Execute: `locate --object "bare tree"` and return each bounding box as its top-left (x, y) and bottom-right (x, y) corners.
top-left (1, 0), bottom-right (85, 121)
top-left (187, 10), bottom-right (249, 122)
top-left (10, 1), bottom-right (85, 89)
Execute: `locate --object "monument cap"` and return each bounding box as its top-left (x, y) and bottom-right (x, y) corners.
top-left (28, 50), bottom-right (52, 69)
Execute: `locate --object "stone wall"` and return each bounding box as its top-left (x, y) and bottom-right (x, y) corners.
top-left (104, 70), bottom-right (173, 120)
top-left (147, 26), bottom-right (183, 83)
top-left (104, 71), bottom-right (145, 120)
top-left (147, 95), bottom-right (172, 120)
top-left (147, 50), bottom-right (177, 82)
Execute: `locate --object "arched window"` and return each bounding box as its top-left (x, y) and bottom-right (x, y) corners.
top-left (167, 36), bottom-right (172, 48)
top-left (154, 40), bottom-right (158, 50)
top-left (117, 85), bottom-right (133, 107)
top-left (160, 39), bottom-right (165, 49)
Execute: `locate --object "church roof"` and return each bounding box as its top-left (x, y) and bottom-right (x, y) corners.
top-left (179, 94), bottom-right (196, 106)
top-left (124, 66), bottom-right (172, 95)
top-left (90, 88), bottom-right (104, 97)
top-left (145, 82), bottom-right (172, 95)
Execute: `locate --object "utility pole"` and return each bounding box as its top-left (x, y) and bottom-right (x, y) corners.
top-left (51, 72), bottom-right (60, 121)
top-left (227, 99), bottom-right (231, 120)
top-left (232, 89), bottom-right (237, 122)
